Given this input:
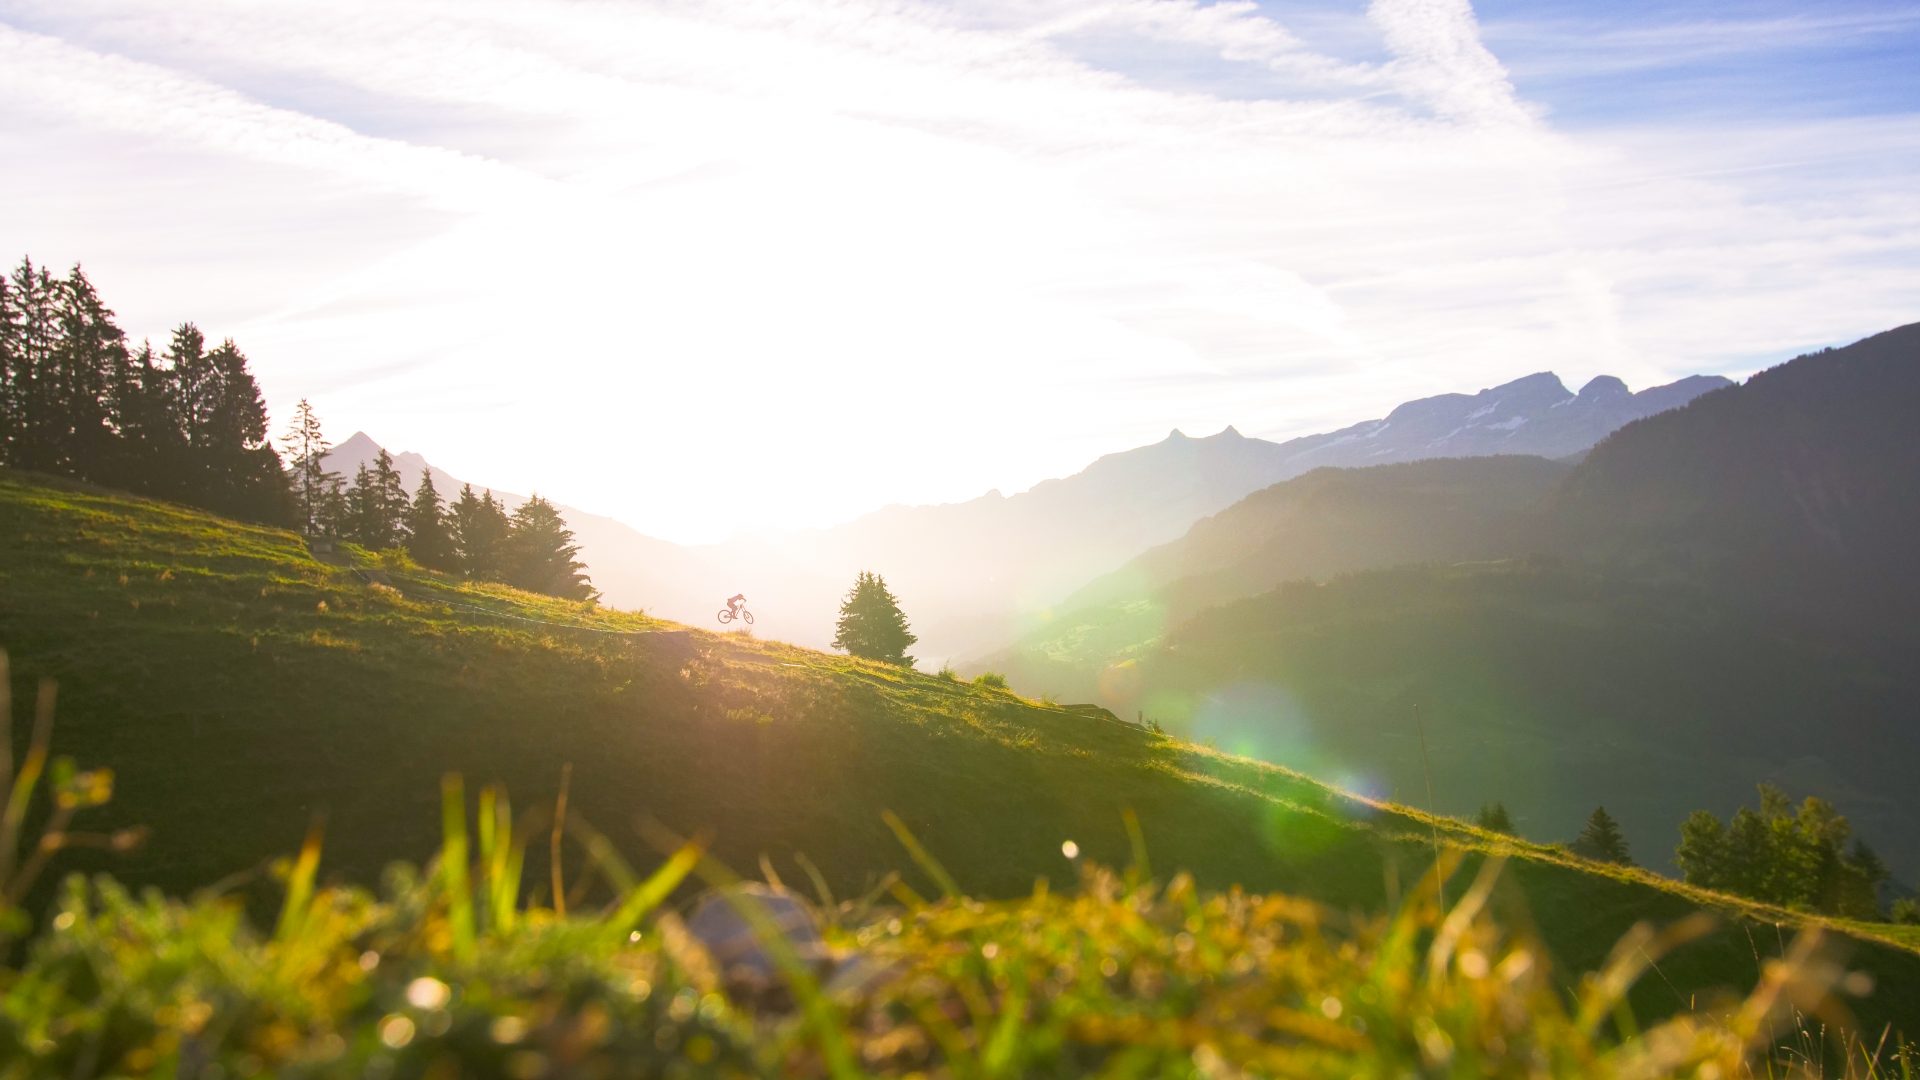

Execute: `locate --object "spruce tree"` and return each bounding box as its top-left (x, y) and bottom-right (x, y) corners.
top-left (374, 450), bottom-right (409, 543)
top-left (346, 449), bottom-right (409, 549)
top-left (345, 465), bottom-right (385, 548)
top-left (49, 265), bottom-right (124, 480)
top-left (111, 340), bottom-right (186, 498)
top-left (314, 473), bottom-right (349, 537)
top-left (451, 485), bottom-right (512, 580)
top-left (199, 338), bottom-right (291, 524)
top-left (279, 399), bottom-right (337, 532)
top-left (405, 472), bottom-right (457, 571)
top-left (1570, 806), bottom-right (1632, 865)
top-left (6, 258), bottom-right (59, 472)
top-left (449, 484), bottom-right (486, 574)
top-left (504, 495), bottom-right (595, 600)
top-left (0, 268), bottom-right (15, 464)
top-left (833, 571), bottom-right (917, 666)
top-left (165, 323), bottom-right (212, 458)
top-left (1475, 802), bottom-right (1514, 835)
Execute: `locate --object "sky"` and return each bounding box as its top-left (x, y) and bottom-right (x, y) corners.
top-left (4, 0), bottom-right (1918, 543)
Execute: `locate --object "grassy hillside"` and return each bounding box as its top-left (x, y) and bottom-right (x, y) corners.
top-left (3, 469), bottom-right (1919, 1039)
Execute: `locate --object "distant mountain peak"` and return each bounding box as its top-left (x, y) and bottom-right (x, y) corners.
top-left (1494, 372), bottom-right (1571, 396)
top-left (1577, 375), bottom-right (1630, 401)
top-left (335, 431), bottom-right (380, 455)
top-left (1213, 425), bottom-right (1243, 440)
top-left (1164, 428), bottom-right (1190, 442)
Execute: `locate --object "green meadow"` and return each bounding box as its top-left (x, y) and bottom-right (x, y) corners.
top-left (1, 468), bottom-right (1916, 1073)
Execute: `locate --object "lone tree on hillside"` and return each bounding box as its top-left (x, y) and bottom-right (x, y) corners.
top-left (1571, 806), bottom-right (1632, 865)
top-left (833, 571), bottom-right (916, 667)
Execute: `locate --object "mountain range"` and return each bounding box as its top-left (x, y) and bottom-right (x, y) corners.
top-left (976, 322), bottom-right (1920, 878)
top-left (329, 368), bottom-right (1727, 662)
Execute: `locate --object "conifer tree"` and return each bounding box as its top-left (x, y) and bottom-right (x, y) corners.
top-left (166, 323), bottom-right (213, 458)
top-left (833, 571), bottom-right (917, 666)
top-left (1570, 806), bottom-right (1632, 865)
top-left (198, 338), bottom-right (292, 524)
top-left (109, 340), bottom-right (186, 498)
top-left (314, 473), bottom-right (349, 537)
top-left (450, 485), bottom-right (512, 580)
top-left (48, 265), bottom-right (124, 479)
top-left (1475, 802), bottom-right (1514, 835)
top-left (345, 464), bottom-right (378, 545)
top-left (279, 398), bottom-right (336, 532)
top-left (5, 258), bottom-right (59, 472)
top-left (0, 268), bottom-right (15, 464)
top-left (345, 450), bottom-right (409, 549)
top-left (449, 484), bottom-right (486, 574)
top-left (504, 494), bottom-right (594, 599)
top-left (405, 472), bottom-right (457, 571)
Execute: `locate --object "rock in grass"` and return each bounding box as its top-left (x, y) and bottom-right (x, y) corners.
top-left (685, 884), bottom-right (829, 992)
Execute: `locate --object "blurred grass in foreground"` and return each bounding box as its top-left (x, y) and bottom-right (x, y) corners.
top-left (0, 755), bottom-right (1911, 1078)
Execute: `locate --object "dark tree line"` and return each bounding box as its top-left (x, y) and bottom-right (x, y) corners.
top-left (1676, 784), bottom-right (1887, 919)
top-left (0, 256), bottom-right (291, 524)
top-left (280, 403), bottom-right (593, 601)
top-left (1484, 785), bottom-right (1894, 920)
top-left (2, 255), bottom-right (592, 602)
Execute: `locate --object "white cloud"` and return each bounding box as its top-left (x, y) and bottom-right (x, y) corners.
top-left (2, 0), bottom-right (1916, 541)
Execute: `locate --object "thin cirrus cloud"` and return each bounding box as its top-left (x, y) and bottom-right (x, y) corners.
top-left (2, 0), bottom-right (1917, 542)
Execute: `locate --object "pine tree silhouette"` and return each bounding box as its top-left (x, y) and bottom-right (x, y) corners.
top-left (1571, 806), bottom-right (1632, 865)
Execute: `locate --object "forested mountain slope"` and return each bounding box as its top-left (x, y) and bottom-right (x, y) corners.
top-left (1553, 321), bottom-right (1920, 647)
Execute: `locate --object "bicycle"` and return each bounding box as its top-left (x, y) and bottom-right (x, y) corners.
top-left (717, 605), bottom-right (754, 626)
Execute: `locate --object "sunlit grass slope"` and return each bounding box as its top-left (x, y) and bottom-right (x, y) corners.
top-left (1, 469), bottom-right (1917, 1037)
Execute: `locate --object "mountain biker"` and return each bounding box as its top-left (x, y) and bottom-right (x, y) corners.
top-left (726, 593), bottom-right (746, 618)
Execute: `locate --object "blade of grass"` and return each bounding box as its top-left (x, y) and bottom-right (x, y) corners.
top-left (440, 774), bottom-right (474, 962)
top-left (1122, 808), bottom-right (1152, 883)
top-left (793, 852), bottom-right (837, 914)
top-left (274, 819), bottom-right (325, 943)
top-left (0, 680), bottom-right (58, 887)
top-left (551, 763), bottom-right (571, 918)
top-left (608, 840), bottom-right (704, 935)
top-left (882, 809), bottom-right (958, 899)
top-left (0, 651), bottom-right (11, 820)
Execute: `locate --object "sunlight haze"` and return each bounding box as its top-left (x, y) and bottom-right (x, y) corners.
top-left (5, 0), bottom-right (1917, 541)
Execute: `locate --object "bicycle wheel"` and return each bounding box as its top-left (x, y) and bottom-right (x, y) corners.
top-left (717, 608), bottom-right (734, 624)
top-left (742, 610), bottom-right (755, 626)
